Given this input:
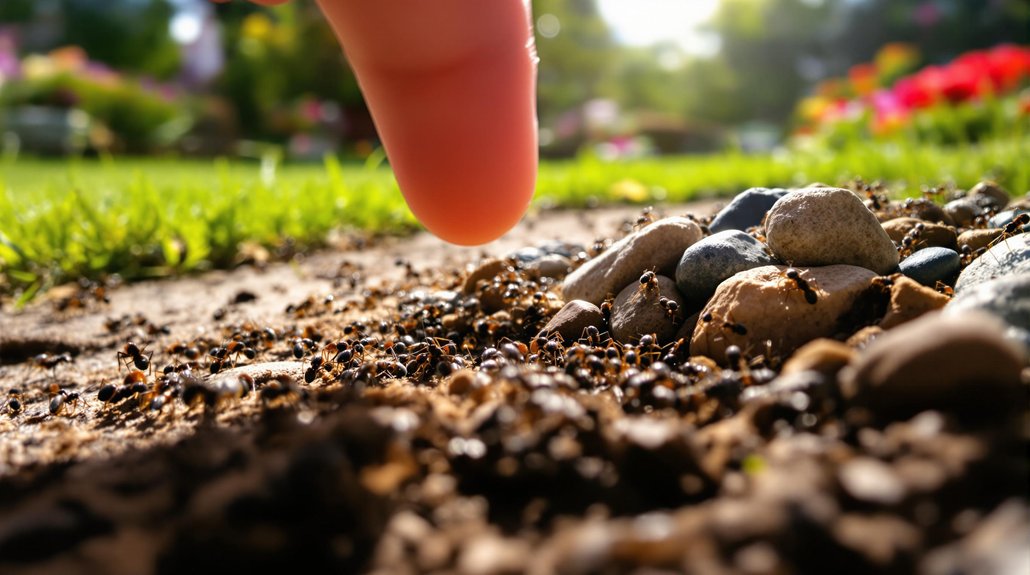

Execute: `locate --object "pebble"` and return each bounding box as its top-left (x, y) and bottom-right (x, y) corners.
top-left (904, 199), bottom-right (952, 225)
top-left (881, 217), bottom-right (957, 251)
top-left (691, 264), bottom-right (878, 364)
top-left (610, 275), bottom-right (685, 343)
top-left (708, 187), bottom-right (790, 234)
top-left (898, 247), bottom-right (960, 287)
top-left (562, 217), bottom-right (703, 305)
top-left (967, 180), bottom-right (1010, 211)
top-left (879, 275), bottom-right (950, 330)
top-left (528, 254), bottom-right (572, 279)
top-left (955, 233), bottom-right (1030, 293)
top-left (945, 274), bottom-right (1030, 352)
top-left (463, 259), bottom-right (508, 294)
top-left (765, 187), bottom-right (899, 275)
top-left (842, 311), bottom-right (1024, 420)
top-left (838, 457), bottom-right (907, 506)
top-left (674, 230), bottom-right (775, 310)
top-left (537, 300), bottom-right (605, 343)
top-left (780, 339), bottom-right (856, 378)
top-left (956, 228), bottom-right (1003, 253)
top-left (942, 198), bottom-right (982, 227)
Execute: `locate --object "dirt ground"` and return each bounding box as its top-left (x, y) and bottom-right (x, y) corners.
top-left (0, 199), bottom-right (1026, 575)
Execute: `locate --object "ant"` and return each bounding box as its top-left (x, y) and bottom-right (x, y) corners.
top-left (639, 270), bottom-right (658, 290)
top-left (30, 352), bottom-right (73, 374)
top-left (117, 342), bottom-right (151, 373)
top-left (7, 389), bottom-right (23, 415)
top-left (897, 223), bottom-right (925, 258)
top-left (987, 213), bottom-right (1029, 251)
top-left (702, 311), bottom-right (748, 335)
top-left (49, 389), bottom-right (80, 416)
top-left (934, 281), bottom-right (955, 297)
top-left (782, 267), bottom-right (818, 305)
top-left (658, 297), bottom-right (680, 320)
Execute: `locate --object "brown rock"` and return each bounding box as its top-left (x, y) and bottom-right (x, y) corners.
top-left (879, 275), bottom-right (950, 329)
top-left (691, 265), bottom-right (878, 364)
top-left (842, 311), bottom-right (1024, 420)
top-left (562, 216), bottom-right (704, 305)
top-left (967, 180), bottom-right (1010, 211)
top-left (957, 228), bottom-right (1003, 253)
top-left (781, 339), bottom-right (856, 378)
top-left (537, 300), bottom-right (605, 343)
top-left (881, 217), bottom-right (957, 251)
top-left (610, 275), bottom-right (685, 343)
top-left (463, 258), bottom-right (508, 294)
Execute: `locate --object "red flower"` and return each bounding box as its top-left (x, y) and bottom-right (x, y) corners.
top-left (984, 44), bottom-right (1030, 91)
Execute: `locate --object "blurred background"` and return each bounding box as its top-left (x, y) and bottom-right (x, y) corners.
top-left (0, 0), bottom-right (1027, 160)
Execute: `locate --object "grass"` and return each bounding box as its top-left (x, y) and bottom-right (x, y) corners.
top-left (1, 136), bottom-right (1028, 304)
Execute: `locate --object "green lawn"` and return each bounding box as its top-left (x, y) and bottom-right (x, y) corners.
top-left (2, 137), bottom-right (1028, 303)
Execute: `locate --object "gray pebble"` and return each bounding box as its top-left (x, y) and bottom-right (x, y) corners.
top-left (955, 233), bottom-right (1030, 293)
top-left (765, 187), bottom-right (899, 274)
top-left (674, 230), bottom-right (775, 309)
top-left (898, 247), bottom-right (960, 286)
top-left (709, 187), bottom-right (790, 234)
top-left (945, 273), bottom-right (1030, 354)
top-left (528, 254), bottom-right (572, 279)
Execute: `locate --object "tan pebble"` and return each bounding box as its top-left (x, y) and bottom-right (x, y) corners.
top-left (879, 275), bottom-right (950, 329)
top-left (881, 217), bottom-right (957, 250)
top-left (956, 228), bottom-right (1003, 253)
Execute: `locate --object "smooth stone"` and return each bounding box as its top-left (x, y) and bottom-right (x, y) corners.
top-left (765, 187), bottom-right (899, 275)
top-left (967, 180), bottom-right (1010, 211)
top-left (780, 339), bottom-right (856, 378)
top-left (562, 217), bottom-right (704, 305)
top-left (942, 198), bottom-right (982, 227)
top-left (841, 311), bottom-right (1024, 420)
top-left (691, 264), bottom-right (878, 364)
top-left (674, 230), bottom-right (775, 309)
top-left (463, 259), bottom-right (509, 294)
top-left (912, 199), bottom-right (951, 224)
top-left (528, 254), bottom-right (572, 279)
top-left (988, 209), bottom-right (1029, 230)
top-left (898, 247), bottom-right (960, 286)
top-left (945, 274), bottom-right (1030, 352)
top-left (955, 233), bottom-right (1030, 293)
top-left (708, 187), bottom-right (790, 234)
top-left (956, 228), bottom-right (1003, 253)
top-left (611, 275), bottom-right (685, 344)
top-left (879, 275), bottom-right (950, 330)
top-left (537, 300), bottom-right (605, 343)
top-left (881, 217), bottom-right (957, 251)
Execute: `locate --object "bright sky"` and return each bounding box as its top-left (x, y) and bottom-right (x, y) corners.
top-left (596, 0), bottom-right (721, 56)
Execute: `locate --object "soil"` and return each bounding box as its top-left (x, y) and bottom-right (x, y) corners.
top-left (0, 200), bottom-right (1026, 575)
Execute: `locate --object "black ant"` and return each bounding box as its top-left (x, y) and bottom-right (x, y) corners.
top-left (987, 213), bottom-right (1029, 250)
top-left (7, 389), bottom-right (23, 415)
top-left (783, 267), bottom-right (818, 305)
top-left (30, 352), bottom-right (72, 373)
top-left (117, 342), bottom-right (151, 372)
top-left (722, 320), bottom-right (748, 336)
top-left (897, 223), bottom-right (925, 258)
top-left (658, 296), bottom-right (680, 320)
top-left (49, 389), bottom-right (80, 416)
top-left (639, 270), bottom-right (658, 290)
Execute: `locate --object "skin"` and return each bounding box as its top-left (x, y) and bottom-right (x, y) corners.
top-left (216, 0), bottom-right (539, 245)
